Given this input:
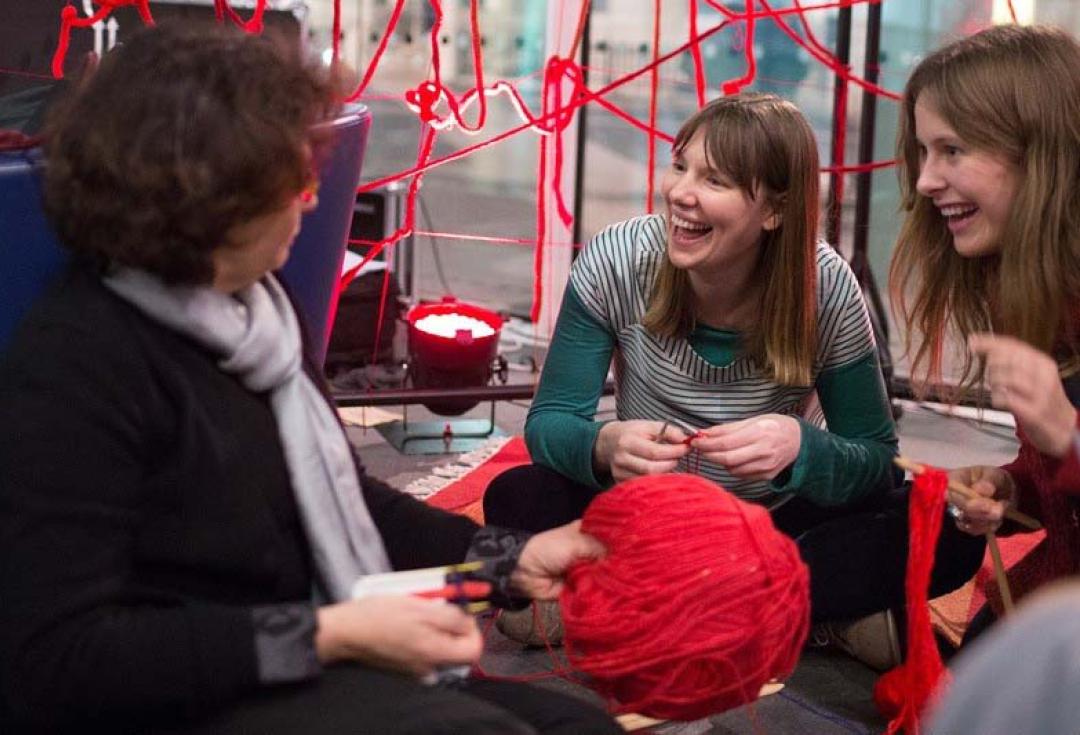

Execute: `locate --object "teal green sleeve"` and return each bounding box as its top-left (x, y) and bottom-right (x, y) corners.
top-left (524, 285), bottom-right (615, 489)
top-left (770, 350), bottom-right (903, 505)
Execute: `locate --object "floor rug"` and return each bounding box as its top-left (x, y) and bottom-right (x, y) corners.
top-left (929, 530), bottom-right (1045, 646)
top-left (409, 436), bottom-right (530, 524)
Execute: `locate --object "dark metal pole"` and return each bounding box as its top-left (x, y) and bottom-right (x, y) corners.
top-left (852, 0), bottom-right (883, 272)
top-left (570, 6), bottom-right (591, 258)
top-left (825, 5), bottom-right (852, 249)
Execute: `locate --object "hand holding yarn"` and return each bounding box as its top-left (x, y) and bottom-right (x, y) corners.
top-left (512, 521), bottom-right (607, 600)
top-left (947, 465), bottom-right (1016, 536)
top-left (690, 414), bottom-right (801, 480)
top-left (593, 420), bottom-right (690, 483)
top-left (561, 473), bottom-right (810, 720)
top-left (969, 334), bottom-right (1077, 458)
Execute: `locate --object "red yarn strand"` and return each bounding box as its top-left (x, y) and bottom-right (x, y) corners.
top-left (875, 467), bottom-right (951, 735)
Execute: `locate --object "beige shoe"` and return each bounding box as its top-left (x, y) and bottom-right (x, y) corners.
top-left (495, 600), bottom-right (564, 647)
top-left (812, 609), bottom-right (902, 672)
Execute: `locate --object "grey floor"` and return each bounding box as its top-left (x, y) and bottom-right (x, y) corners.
top-left (338, 334), bottom-right (1019, 734)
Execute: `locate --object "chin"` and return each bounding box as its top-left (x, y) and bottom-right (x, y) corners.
top-left (952, 235), bottom-right (999, 259)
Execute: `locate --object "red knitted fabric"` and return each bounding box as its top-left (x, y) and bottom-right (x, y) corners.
top-left (874, 467), bottom-right (952, 734)
top-left (560, 473), bottom-right (810, 721)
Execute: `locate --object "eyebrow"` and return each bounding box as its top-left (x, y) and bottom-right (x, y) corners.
top-left (915, 126), bottom-right (964, 145)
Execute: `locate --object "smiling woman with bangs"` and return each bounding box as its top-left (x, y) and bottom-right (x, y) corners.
top-left (483, 93), bottom-right (984, 659)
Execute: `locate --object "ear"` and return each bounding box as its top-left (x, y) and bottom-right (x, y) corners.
top-left (763, 212), bottom-right (782, 232)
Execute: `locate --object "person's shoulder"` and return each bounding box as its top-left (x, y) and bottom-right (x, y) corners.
top-left (4, 264), bottom-right (146, 370)
top-left (813, 241), bottom-right (860, 296)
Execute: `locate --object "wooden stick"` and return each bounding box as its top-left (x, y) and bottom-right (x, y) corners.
top-left (985, 532), bottom-right (1015, 615)
top-left (893, 457), bottom-right (1042, 531)
top-left (616, 713), bottom-right (665, 732)
top-left (613, 681), bottom-right (784, 730)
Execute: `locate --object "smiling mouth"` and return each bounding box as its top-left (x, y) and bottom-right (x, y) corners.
top-left (670, 214), bottom-right (713, 241)
top-left (939, 204), bottom-right (978, 228)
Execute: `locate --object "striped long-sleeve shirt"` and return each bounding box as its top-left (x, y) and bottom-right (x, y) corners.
top-left (526, 214), bottom-right (901, 507)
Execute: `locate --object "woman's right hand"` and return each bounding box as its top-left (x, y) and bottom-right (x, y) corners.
top-left (315, 596), bottom-right (482, 677)
top-left (947, 465), bottom-right (1017, 536)
top-left (593, 420), bottom-right (690, 483)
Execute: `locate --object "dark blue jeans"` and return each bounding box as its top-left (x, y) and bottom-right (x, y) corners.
top-left (484, 463), bottom-right (985, 624)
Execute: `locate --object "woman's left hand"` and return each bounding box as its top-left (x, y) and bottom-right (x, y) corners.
top-left (511, 521), bottom-right (606, 600)
top-left (690, 414), bottom-right (802, 481)
top-left (969, 334), bottom-right (1077, 458)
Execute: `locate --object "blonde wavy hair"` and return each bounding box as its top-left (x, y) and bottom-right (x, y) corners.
top-left (642, 93), bottom-right (820, 386)
top-left (890, 24), bottom-right (1080, 394)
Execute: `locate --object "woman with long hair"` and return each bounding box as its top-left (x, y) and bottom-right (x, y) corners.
top-left (891, 23), bottom-right (1080, 642)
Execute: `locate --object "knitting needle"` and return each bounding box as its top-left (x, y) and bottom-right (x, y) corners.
top-left (655, 420), bottom-right (671, 444)
top-left (985, 533), bottom-right (1015, 615)
top-left (893, 457), bottom-right (1042, 531)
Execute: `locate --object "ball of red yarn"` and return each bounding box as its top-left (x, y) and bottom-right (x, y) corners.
top-left (560, 473), bottom-right (810, 720)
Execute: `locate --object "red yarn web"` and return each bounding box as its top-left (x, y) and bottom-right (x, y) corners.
top-left (46, 0), bottom-right (906, 336)
top-left (873, 466), bottom-right (952, 735)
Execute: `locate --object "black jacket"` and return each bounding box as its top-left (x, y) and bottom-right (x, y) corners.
top-left (0, 265), bottom-right (481, 731)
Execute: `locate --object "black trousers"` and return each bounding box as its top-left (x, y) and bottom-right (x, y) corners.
top-left (484, 464), bottom-right (985, 624)
top-left (151, 665), bottom-right (621, 735)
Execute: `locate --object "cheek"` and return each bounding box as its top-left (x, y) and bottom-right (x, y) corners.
top-left (658, 174), bottom-right (675, 201)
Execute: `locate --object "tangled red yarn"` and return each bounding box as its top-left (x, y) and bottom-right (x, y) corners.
top-left (560, 473), bottom-right (810, 721)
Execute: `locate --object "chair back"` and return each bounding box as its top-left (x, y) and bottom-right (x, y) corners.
top-left (0, 104), bottom-right (371, 364)
top-left (278, 103), bottom-right (372, 366)
top-left (0, 149), bottom-right (66, 353)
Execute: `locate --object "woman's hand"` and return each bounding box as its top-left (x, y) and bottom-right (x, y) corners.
top-left (948, 464), bottom-right (1017, 536)
top-left (690, 414), bottom-right (802, 481)
top-left (593, 420), bottom-right (690, 483)
top-left (969, 334), bottom-right (1077, 458)
top-left (315, 596), bottom-right (482, 677)
top-left (511, 520), bottom-right (606, 600)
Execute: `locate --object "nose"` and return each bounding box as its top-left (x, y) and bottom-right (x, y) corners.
top-left (666, 173), bottom-right (696, 208)
top-left (915, 154), bottom-right (945, 198)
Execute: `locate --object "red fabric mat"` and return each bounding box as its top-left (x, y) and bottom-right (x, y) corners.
top-left (929, 530), bottom-right (1045, 645)
top-left (425, 437), bottom-right (530, 524)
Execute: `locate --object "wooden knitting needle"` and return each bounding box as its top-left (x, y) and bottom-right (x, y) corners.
top-left (893, 457), bottom-right (1042, 531)
top-left (896, 457), bottom-right (1020, 615)
top-left (614, 682), bottom-right (784, 731)
top-left (985, 533), bottom-right (1015, 615)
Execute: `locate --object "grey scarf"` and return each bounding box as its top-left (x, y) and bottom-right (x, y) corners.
top-left (105, 269), bottom-right (391, 601)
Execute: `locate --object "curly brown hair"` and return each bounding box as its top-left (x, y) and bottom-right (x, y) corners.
top-left (43, 22), bottom-right (334, 285)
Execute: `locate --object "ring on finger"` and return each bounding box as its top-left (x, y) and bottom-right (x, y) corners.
top-left (947, 503), bottom-right (964, 521)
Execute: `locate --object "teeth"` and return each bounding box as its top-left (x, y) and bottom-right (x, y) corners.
top-left (939, 204), bottom-right (978, 218)
top-left (671, 214), bottom-right (710, 231)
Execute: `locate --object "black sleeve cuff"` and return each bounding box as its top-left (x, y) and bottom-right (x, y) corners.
top-left (466, 525), bottom-right (533, 610)
top-left (252, 604), bottom-right (322, 684)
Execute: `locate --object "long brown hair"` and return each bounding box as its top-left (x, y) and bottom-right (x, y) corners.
top-left (890, 24), bottom-right (1080, 392)
top-left (642, 93), bottom-right (820, 386)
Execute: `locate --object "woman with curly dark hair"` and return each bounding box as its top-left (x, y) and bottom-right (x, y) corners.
top-left (0, 22), bottom-right (619, 735)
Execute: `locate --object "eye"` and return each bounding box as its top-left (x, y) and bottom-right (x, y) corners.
top-left (706, 173), bottom-right (729, 187)
top-left (671, 160), bottom-right (686, 173)
top-left (944, 144), bottom-right (961, 157)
